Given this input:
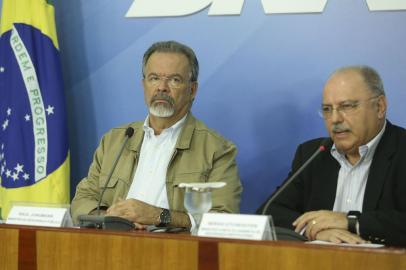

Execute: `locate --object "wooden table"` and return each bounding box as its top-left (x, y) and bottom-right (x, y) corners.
top-left (1, 224), bottom-right (405, 270)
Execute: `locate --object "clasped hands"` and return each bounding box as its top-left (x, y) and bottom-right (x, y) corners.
top-left (293, 210), bottom-right (367, 244)
top-left (105, 198), bottom-right (161, 229)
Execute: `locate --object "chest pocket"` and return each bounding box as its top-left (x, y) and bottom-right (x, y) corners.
top-left (170, 170), bottom-right (210, 185)
top-left (98, 174), bottom-right (130, 206)
top-left (168, 170), bottom-right (210, 212)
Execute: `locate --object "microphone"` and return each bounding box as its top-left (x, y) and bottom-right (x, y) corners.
top-left (96, 127), bottom-right (134, 215)
top-left (261, 138), bottom-right (332, 215)
top-left (78, 127), bottom-right (135, 230)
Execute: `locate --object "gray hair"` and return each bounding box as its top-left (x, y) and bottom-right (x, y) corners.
top-left (332, 65), bottom-right (386, 96)
top-left (142, 41), bottom-right (199, 82)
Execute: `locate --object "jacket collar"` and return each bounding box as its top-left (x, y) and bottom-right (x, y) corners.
top-left (127, 124), bottom-right (145, 153)
top-left (175, 113), bottom-right (196, 150)
top-left (126, 112), bottom-right (196, 153)
top-left (363, 120), bottom-right (398, 211)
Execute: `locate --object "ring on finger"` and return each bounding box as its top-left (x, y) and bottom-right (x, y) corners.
top-left (311, 220), bottom-right (317, 225)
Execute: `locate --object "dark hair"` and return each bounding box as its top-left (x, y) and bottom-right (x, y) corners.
top-left (142, 41), bottom-right (199, 82)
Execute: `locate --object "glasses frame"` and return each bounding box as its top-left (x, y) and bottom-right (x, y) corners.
top-left (318, 95), bottom-right (381, 119)
top-left (144, 73), bottom-right (192, 90)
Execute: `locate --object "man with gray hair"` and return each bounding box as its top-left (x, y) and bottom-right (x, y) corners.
top-left (259, 65), bottom-right (406, 246)
top-left (71, 41), bottom-right (242, 229)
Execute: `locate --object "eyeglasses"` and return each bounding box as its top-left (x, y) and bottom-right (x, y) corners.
top-left (319, 95), bottom-right (381, 119)
top-left (144, 74), bottom-right (190, 89)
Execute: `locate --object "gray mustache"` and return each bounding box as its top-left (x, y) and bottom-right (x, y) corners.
top-left (332, 124), bottom-right (351, 133)
top-left (151, 93), bottom-right (174, 106)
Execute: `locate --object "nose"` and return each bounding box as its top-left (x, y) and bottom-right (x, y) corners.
top-left (330, 108), bottom-right (344, 123)
top-left (157, 77), bottom-right (170, 92)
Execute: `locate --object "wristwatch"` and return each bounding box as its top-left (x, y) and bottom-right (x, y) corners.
top-left (157, 208), bottom-right (171, 227)
top-left (347, 211), bottom-right (361, 234)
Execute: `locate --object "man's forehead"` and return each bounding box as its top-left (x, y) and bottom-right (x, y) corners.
top-left (328, 70), bottom-right (363, 86)
top-left (147, 52), bottom-right (188, 63)
top-left (323, 72), bottom-right (369, 101)
top-left (145, 52), bottom-right (189, 72)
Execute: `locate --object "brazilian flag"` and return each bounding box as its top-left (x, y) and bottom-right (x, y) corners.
top-left (0, 0), bottom-right (70, 219)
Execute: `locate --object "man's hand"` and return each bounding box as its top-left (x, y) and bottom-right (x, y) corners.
top-left (106, 198), bottom-right (161, 229)
top-left (293, 210), bottom-right (348, 240)
top-left (315, 229), bottom-right (367, 244)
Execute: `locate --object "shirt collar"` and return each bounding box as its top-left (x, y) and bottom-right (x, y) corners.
top-left (142, 113), bottom-right (188, 138)
top-left (331, 120), bottom-right (387, 164)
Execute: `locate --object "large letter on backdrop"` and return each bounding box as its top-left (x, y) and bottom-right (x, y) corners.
top-left (126, 0), bottom-right (406, 17)
top-left (261, 0), bottom-right (327, 14)
top-left (0, 0), bottom-right (70, 219)
top-left (126, 0), bottom-right (211, 17)
top-left (126, 0), bottom-right (245, 17)
top-left (366, 0), bottom-right (406, 11)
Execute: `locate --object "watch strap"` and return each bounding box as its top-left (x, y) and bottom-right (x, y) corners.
top-left (347, 211), bottom-right (361, 234)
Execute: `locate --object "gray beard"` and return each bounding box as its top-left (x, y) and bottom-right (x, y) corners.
top-left (149, 102), bottom-right (175, 118)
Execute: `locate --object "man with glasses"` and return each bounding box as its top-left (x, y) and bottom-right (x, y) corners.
top-left (71, 41), bottom-right (242, 229)
top-left (259, 65), bottom-right (406, 246)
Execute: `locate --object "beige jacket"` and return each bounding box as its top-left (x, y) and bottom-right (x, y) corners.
top-left (71, 114), bottom-right (242, 224)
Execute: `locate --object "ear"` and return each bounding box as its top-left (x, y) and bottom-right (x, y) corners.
top-left (376, 95), bottom-right (387, 119)
top-left (190, 81), bottom-right (198, 101)
top-left (142, 78), bottom-right (147, 92)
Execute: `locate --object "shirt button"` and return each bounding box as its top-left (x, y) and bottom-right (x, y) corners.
top-left (346, 199), bottom-right (351, 203)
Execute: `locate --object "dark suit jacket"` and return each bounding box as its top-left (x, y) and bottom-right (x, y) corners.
top-left (258, 121), bottom-right (406, 246)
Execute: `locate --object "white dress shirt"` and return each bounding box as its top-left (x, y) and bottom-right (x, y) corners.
top-left (332, 121), bottom-right (386, 213)
top-left (126, 114), bottom-right (187, 208)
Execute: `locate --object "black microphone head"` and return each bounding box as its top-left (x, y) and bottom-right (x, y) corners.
top-left (125, 127), bottom-right (135, 138)
top-left (319, 137), bottom-right (333, 151)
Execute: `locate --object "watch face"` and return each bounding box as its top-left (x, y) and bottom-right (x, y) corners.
top-left (160, 209), bottom-right (171, 225)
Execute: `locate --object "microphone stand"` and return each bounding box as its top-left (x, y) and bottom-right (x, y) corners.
top-left (261, 138), bottom-right (332, 215)
top-left (78, 127), bottom-right (135, 230)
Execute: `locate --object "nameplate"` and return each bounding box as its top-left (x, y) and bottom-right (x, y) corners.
top-left (198, 213), bottom-right (275, 240)
top-left (6, 206), bottom-right (73, 227)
